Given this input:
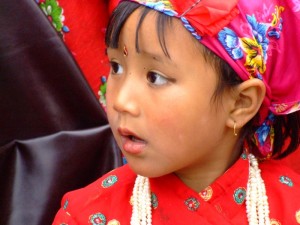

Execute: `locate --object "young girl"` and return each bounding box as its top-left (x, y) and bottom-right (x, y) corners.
top-left (53, 0), bottom-right (300, 224)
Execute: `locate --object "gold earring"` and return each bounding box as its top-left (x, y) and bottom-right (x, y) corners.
top-left (123, 45), bottom-right (128, 57)
top-left (233, 121), bottom-right (238, 136)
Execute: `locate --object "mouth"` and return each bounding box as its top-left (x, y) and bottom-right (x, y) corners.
top-left (118, 128), bottom-right (145, 141)
top-left (117, 128), bottom-right (147, 154)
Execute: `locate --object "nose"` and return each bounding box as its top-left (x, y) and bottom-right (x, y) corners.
top-left (109, 75), bottom-right (140, 117)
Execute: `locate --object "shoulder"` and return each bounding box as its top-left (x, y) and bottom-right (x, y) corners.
top-left (260, 159), bottom-right (300, 224)
top-left (53, 165), bottom-right (136, 224)
top-left (260, 159), bottom-right (300, 189)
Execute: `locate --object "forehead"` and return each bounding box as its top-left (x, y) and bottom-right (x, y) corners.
top-left (118, 8), bottom-right (202, 60)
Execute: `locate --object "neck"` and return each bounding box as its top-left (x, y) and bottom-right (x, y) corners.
top-left (174, 146), bottom-right (241, 192)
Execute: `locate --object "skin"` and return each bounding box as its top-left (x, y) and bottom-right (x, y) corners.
top-left (106, 9), bottom-right (265, 192)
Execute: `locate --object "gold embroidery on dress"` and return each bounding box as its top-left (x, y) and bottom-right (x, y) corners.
top-left (108, 219), bottom-right (121, 225)
top-left (270, 218), bottom-right (281, 225)
top-left (199, 186), bottom-right (213, 201)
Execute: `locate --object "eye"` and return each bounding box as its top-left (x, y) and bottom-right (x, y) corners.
top-left (146, 71), bottom-right (168, 86)
top-left (110, 61), bottom-right (124, 75)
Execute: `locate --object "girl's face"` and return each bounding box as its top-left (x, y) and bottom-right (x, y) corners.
top-left (106, 9), bottom-right (238, 180)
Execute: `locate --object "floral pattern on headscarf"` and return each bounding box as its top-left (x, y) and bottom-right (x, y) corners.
top-left (132, 0), bottom-right (178, 16)
top-left (128, 0), bottom-right (239, 36)
top-left (217, 5), bottom-right (284, 157)
top-left (218, 6), bottom-right (284, 80)
top-left (271, 101), bottom-right (300, 114)
top-left (252, 113), bottom-right (275, 158)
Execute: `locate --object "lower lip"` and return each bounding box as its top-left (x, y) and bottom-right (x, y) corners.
top-left (121, 137), bottom-right (146, 154)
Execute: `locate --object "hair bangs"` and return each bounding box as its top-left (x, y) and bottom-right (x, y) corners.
top-left (105, 2), bottom-right (140, 48)
top-left (105, 1), bottom-right (173, 58)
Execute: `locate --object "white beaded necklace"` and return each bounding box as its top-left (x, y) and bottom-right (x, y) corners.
top-left (246, 154), bottom-right (271, 225)
top-left (130, 154), bottom-right (270, 225)
top-left (131, 175), bottom-right (152, 225)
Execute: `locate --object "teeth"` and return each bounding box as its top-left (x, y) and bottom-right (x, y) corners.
top-left (131, 136), bottom-right (138, 141)
top-left (130, 135), bottom-right (142, 142)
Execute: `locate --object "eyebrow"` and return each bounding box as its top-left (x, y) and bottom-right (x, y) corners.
top-left (138, 48), bottom-right (174, 65)
top-left (107, 46), bottom-right (176, 67)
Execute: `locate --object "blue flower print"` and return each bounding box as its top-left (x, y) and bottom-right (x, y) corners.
top-left (268, 5), bottom-right (284, 39)
top-left (246, 15), bottom-right (269, 61)
top-left (143, 1), bottom-right (178, 17)
top-left (256, 122), bottom-right (271, 146)
top-left (181, 17), bottom-right (202, 40)
top-left (268, 28), bottom-right (281, 39)
top-left (218, 28), bottom-right (243, 60)
top-left (255, 113), bottom-right (275, 146)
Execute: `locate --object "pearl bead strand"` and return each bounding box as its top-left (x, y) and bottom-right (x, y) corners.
top-left (131, 175), bottom-right (152, 225)
top-left (246, 154), bottom-right (271, 225)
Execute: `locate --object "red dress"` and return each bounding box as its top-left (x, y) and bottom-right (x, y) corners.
top-left (52, 154), bottom-right (300, 224)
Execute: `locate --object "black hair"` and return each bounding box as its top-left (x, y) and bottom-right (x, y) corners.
top-left (105, 1), bottom-right (300, 159)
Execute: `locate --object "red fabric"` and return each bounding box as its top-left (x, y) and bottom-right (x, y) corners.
top-left (173, 0), bottom-right (239, 36)
top-left (59, 0), bottom-right (110, 96)
top-left (52, 156), bottom-right (300, 224)
top-left (281, 150), bottom-right (300, 174)
top-left (109, 0), bottom-right (119, 15)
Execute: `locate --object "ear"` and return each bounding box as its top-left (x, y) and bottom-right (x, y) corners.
top-left (226, 78), bottom-right (266, 130)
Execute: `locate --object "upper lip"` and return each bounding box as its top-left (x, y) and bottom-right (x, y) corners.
top-left (117, 127), bottom-right (144, 141)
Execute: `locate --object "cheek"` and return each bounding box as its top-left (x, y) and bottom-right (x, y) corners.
top-left (105, 79), bottom-right (117, 125)
top-left (152, 98), bottom-right (217, 143)
top-left (147, 103), bottom-right (191, 143)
